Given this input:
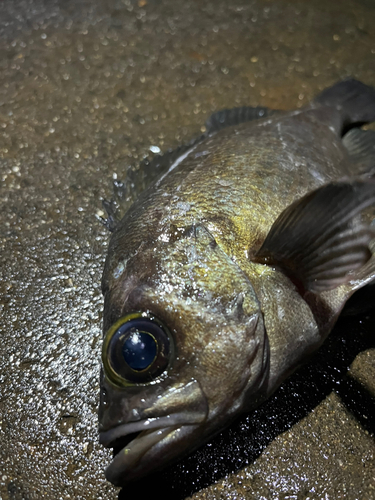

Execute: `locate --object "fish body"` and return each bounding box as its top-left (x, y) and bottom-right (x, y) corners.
top-left (99, 80), bottom-right (375, 485)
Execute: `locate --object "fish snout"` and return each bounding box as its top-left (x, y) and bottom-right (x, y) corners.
top-left (98, 379), bottom-right (209, 485)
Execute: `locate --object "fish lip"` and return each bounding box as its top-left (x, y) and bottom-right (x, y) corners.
top-left (104, 425), bottom-right (182, 486)
top-left (99, 415), bottom-right (185, 447)
top-left (100, 415), bottom-right (204, 485)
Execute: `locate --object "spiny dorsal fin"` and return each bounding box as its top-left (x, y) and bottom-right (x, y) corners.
top-left (254, 180), bottom-right (375, 293)
top-left (205, 106), bottom-right (279, 134)
top-left (98, 198), bottom-right (120, 232)
top-left (142, 107), bottom-right (279, 176)
top-left (101, 104), bottom-right (280, 225)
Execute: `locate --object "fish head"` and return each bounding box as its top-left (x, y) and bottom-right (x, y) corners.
top-left (99, 223), bottom-right (268, 485)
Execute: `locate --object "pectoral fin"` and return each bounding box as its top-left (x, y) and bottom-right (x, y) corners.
top-left (254, 181), bottom-right (375, 293)
top-left (342, 128), bottom-right (375, 172)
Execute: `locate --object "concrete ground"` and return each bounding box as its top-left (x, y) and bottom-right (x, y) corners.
top-left (0, 0), bottom-right (374, 499)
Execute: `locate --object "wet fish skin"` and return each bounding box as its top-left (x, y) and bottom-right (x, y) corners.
top-left (99, 79), bottom-right (375, 485)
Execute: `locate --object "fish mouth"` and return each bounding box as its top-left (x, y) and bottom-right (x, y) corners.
top-left (99, 415), bottom-right (203, 485)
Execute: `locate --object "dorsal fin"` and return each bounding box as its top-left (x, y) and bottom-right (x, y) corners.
top-left (134, 105), bottom-right (281, 186)
top-left (96, 199), bottom-right (121, 232)
top-left (99, 103), bottom-right (280, 230)
top-left (205, 106), bottom-right (279, 134)
top-left (101, 103), bottom-right (281, 228)
top-left (313, 79), bottom-right (375, 126)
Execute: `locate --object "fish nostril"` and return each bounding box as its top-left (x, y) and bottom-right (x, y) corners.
top-left (101, 387), bottom-right (109, 407)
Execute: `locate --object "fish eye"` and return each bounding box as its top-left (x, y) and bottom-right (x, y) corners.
top-left (102, 312), bottom-right (173, 386)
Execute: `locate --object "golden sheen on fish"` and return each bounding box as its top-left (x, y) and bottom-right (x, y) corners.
top-left (99, 79), bottom-right (375, 486)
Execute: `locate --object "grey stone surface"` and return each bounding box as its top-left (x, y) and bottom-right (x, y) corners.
top-left (0, 0), bottom-right (374, 499)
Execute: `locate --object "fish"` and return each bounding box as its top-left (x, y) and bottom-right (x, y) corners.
top-left (98, 79), bottom-right (375, 486)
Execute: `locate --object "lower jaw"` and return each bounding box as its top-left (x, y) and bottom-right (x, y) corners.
top-left (111, 431), bottom-right (141, 458)
top-left (106, 426), bottom-right (179, 486)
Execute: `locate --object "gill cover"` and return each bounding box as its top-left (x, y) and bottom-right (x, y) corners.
top-left (102, 312), bottom-right (174, 385)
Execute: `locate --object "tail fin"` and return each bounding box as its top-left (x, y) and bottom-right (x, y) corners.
top-left (313, 79), bottom-right (375, 125)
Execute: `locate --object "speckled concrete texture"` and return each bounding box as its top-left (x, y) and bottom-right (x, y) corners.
top-left (0, 1), bottom-right (374, 499)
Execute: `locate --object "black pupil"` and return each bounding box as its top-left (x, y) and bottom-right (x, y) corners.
top-left (122, 331), bottom-right (157, 371)
top-left (106, 316), bottom-right (171, 384)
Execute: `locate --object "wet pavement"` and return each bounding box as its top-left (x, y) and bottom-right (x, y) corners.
top-left (0, 0), bottom-right (374, 499)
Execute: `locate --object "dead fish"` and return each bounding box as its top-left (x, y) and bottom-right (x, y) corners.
top-left (99, 79), bottom-right (375, 486)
